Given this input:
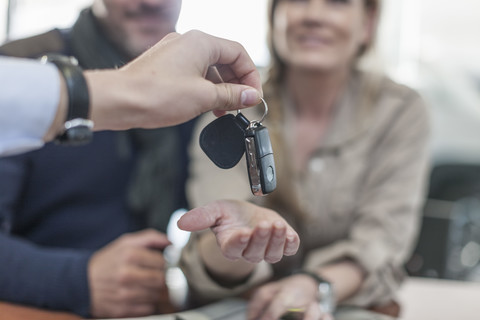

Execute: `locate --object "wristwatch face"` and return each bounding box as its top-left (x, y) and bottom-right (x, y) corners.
top-left (318, 282), bottom-right (335, 314)
top-left (66, 126), bottom-right (93, 145)
top-left (56, 123), bottom-right (93, 146)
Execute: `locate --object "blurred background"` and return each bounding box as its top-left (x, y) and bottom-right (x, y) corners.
top-left (1, 0), bottom-right (480, 283)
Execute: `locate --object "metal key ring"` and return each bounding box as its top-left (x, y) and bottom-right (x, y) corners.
top-left (237, 98), bottom-right (268, 127)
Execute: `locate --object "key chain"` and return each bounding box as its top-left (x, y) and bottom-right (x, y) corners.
top-left (199, 67), bottom-right (277, 196)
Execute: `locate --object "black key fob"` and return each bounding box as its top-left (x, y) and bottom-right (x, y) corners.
top-left (245, 125), bottom-right (276, 196)
top-left (199, 113), bottom-right (250, 169)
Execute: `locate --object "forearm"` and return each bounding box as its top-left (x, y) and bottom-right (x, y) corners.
top-left (199, 231), bottom-right (256, 285)
top-left (43, 68), bottom-right (131, 140)
top-left (45, 68), bottom-right (147, 135)
top-left (316, 260), bottom-right (366, 303)
top-left (84, 69), bottom-right (139, 131)
top-left (0, 233), bottom-right (93, 316)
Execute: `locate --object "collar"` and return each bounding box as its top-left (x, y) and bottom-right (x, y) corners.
top-left (279, 70), bottom-right (377, 153)
top-left (70, 8), bottom-right (129, 70)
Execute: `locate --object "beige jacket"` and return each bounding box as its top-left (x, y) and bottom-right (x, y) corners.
top-left (181, 71), bottom-right (430, 308)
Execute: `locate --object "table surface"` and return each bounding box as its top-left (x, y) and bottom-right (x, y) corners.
top-left (397, 277), bottom-right (480, 320)
top-left (2, 277), bottom-right (480, 320)
top-left (0, 302), bottom-right (81, 320)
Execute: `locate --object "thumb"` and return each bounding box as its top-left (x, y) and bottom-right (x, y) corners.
top-left (211, 84), bottom-right (261, 112)
top-left (177, 204), bottom-right (224, 232)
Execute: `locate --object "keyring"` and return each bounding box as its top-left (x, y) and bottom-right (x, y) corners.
top-left (237, 97), bottom-right (268, 128)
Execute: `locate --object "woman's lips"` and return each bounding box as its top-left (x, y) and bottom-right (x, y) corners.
top-left (296, 34), bottom-right (332, 48)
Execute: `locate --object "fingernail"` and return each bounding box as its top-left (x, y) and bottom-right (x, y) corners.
top-left (241, 88), bottom-right (261, 106)
top-left (274, 221), bottom-right (284, 229)
top-left (287, 234), bottom-right (296, 242)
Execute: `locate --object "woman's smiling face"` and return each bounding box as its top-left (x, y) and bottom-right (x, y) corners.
top-left (272, 0), bottom-right (376, 73)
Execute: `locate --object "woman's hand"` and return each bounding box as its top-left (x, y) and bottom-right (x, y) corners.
top-left (177, 199), bottom-right (299, 263)
top-left (248, 274), bottom-right (333, 320)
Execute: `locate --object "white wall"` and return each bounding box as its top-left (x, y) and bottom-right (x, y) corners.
top-left (0, 0), bottom-right (7, 44)
top-left (177, 0), bottom-right (269, 66)
top-left (6, 0), bottom-right (92, 41)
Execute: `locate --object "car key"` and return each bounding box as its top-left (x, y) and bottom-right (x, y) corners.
top-left (245, 121), bottom-right (276, 196)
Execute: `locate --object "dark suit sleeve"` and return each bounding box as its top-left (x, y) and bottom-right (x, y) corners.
top-left (0, 155), bottom-right (93, 317)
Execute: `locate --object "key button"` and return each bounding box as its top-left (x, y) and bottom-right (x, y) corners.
top-left (266, 165), bottom-right (275, 182)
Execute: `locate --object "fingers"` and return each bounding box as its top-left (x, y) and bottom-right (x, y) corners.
top-left (205, 64), bottom-right (261, 110)
top-left (242, 221), bottom-right (272, 263)
top-left (177, 203), bottom-right (223, 231)
top-left (261, 290), bottom-right (298, 320)
top-left (118, 266), bottom-right (165, 289)
top-left (219, 228), bottom-right (252, 261)
top-left (243, 221), bottom-right (299, 264)
top-left (247, 284), bottom-right (279, 320)
top-left (131, 248), bottom-right (166, 270)
top-left (284, 230), bottom-right (300, 256)
top-left (264, 221), bottom-right (287, 263)
top-left (219, 220), bottom-right (294, 263)
top-left (123, 229), bottom-right (171, 249)
top-left (116, 286), bottom-right (162, 305)
top-left (202, 31), bottom-right (263, 94)
top-left (249, 275), bottom-right (325, 320)
top-left (187, 30), bottom-right (262, 112)
top-left (304, 301), bottom-right (322, 320)
top-left (212, 84), bottom-right (262, 111)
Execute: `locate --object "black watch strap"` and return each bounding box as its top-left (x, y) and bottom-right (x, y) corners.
top-left (294, 270), bottom-right (330, 285)
top-left (41, 54), bottom-right (93, 145)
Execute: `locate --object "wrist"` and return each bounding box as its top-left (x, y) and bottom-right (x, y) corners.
top-left (41, 55), bottom-right (93, 145)
top-left (293, 270), bottom-right (336, 314)
top-left (85, 69), bottom-right (140, 131)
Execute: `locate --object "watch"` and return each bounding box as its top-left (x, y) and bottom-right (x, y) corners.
top-left (294, 270), bottom-right (336, 314)
top-left (41, 54), bottom-right (93, 145)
